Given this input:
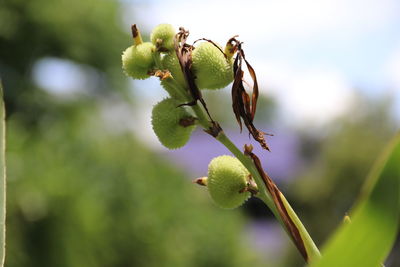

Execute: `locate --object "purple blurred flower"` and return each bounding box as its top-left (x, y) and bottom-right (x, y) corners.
top-left (161, 127), bottom-right (302, 181)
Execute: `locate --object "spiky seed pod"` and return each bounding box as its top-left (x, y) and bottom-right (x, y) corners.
top-left (151, 98), bottom-right (196, 149)
top-left (192, 42), bottom-right (233, 90)
top-left (151, 24), bottom-right (176, 52)
top-left (207, 155), bottom-right (251, 209)
top-left (122, 42), bottom-right (155, 79)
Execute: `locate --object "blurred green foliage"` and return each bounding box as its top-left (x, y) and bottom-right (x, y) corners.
top-left (0, 0), bottom-right (265, 266)
top-left (0, 0), bottom-right (127, 124)
top-left (281, 96), bottom-right (398, 266)
top-left (311, 131), bottom-right (400, 267)
top-left (6, 102), bottom-right (262, 267)
top-left (0, 82), bottom-right (5, 266)
top-left (293, 97), bottom-right (396, 242)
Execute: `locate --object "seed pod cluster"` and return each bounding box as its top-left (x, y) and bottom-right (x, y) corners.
top-left (207, 155), bottom-right (251, 209)
top-left (122, 24), bottom-right (238, 151)
top-left (122, 24), bottom-right (234, 90)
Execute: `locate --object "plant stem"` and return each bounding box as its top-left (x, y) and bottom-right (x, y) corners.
top-left (191, 101), bottom-right (321, 263)
top-left (154, 58), bottom-right (321, 263)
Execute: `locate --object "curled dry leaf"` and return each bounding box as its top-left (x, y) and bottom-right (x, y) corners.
top-left (229, 38), bottom-right (270, 150)
top-left (173, 28), bottom-right (208, 112)
top-left (244, 144), bottom-right (308, 261)
top-left (174, 27), bottom-right (223, 136)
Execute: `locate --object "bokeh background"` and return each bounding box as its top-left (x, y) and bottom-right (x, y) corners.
top-left (1, 0), bottom-right (399, 266)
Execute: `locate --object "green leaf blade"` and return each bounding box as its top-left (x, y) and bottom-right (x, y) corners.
top-left (0, 82), bottom-right (5, 267)
top-left (311, 133), bottom-right (400, 267)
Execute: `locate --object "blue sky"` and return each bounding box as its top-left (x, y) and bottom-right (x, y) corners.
top-left (122, 0), bottom-right (400, 127)
top-left (34, 0), bottom-right (400, 149)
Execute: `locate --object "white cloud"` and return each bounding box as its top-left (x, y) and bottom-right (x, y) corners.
top-left (384, 43), bottom-right (400, 120)
top-left (385, 44), bottom-right (400, 89)
top-left (255, 62), bottom-right (354, 126)
top-left (282, 69), bottom-right (353, 125)
top-left (122, 0), bottom-right (397, 127)
top-left (128, 0), bottom-right (399, 44)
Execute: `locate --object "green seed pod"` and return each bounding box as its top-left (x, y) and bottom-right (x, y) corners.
top-left (161, 52), bottom-right (186, 87)
top-left (122, 42), bottom-right (155, 79)
top-left (207, 155), bottom-right (250, 209)
top-left (151, 24), bottom-right (176, 52)
top-left (192, 42), bottom-right (233, 90)
top-left (151, 98), bottom-right (196, 149)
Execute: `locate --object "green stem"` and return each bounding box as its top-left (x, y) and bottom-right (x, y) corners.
top-left (163, 79), bottom-right (191, 102)
top-left (153, 58), bottom-right (321, 263)
top-left (275, 193), bottom-right (321, 261)
top-left (191, 102), bottom-right (321, 263)
top-left (191, 105), bottom-right (284, 235)
top-left (190, 105), bottom-right (210, 129)
top-left (152, 51), bottom-right (163, 69)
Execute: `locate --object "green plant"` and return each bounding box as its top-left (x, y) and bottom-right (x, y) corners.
top-left (0, 83), bottom-right (6, 267)
top-left (122, 23), bottom-right (320, 263)
top-left (310, 133), bottom-right (400, 267)
top-left (122, 24), bottom-right (400, 266)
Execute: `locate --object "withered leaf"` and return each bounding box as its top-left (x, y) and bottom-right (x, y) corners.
top-left (244, 59), bottom-right (259, 120)
top-left (174, 28), bottom-right (214, 121)
top-left (244, 145), bottom-right (308, 262)
top-left (231, 40), bottom-right (270, 150)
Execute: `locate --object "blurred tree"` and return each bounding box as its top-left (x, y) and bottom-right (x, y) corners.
top-left (6, 102), bottom-right (264, 267)
top-left (0, 0), bottom-right (128, 125)
top-left (281, 95), bottom-right (397, 266)
top-left (0, 0), bottom-right (268, 266)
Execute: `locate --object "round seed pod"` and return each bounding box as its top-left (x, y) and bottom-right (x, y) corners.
top-left (207, 155), bottom-right (250, 209)
top-left (192, 42), bottom-right (233, 90)
top-left (161, 52), bottom-right (186, 88)
top-left (151, 24), bottom-right (176, 52)
top-left (122, 42), bottom-right (155, 79)
top-left (151, 98), bottom-right (196, 149)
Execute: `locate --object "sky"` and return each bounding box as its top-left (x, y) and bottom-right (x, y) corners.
top-left (34, 0), bottom-right (400, 149)
top-left (122, 0), bottom-right (400, 125)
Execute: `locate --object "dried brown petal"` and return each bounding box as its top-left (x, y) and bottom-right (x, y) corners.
top-left (174, 28), bottom-right (213, 120)
top-left (225, 36), bottom-right (239, 59)
top-left (231, 40), bottom-right (270, 150)
top-left (244, 59), bottom-right (259, 120)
